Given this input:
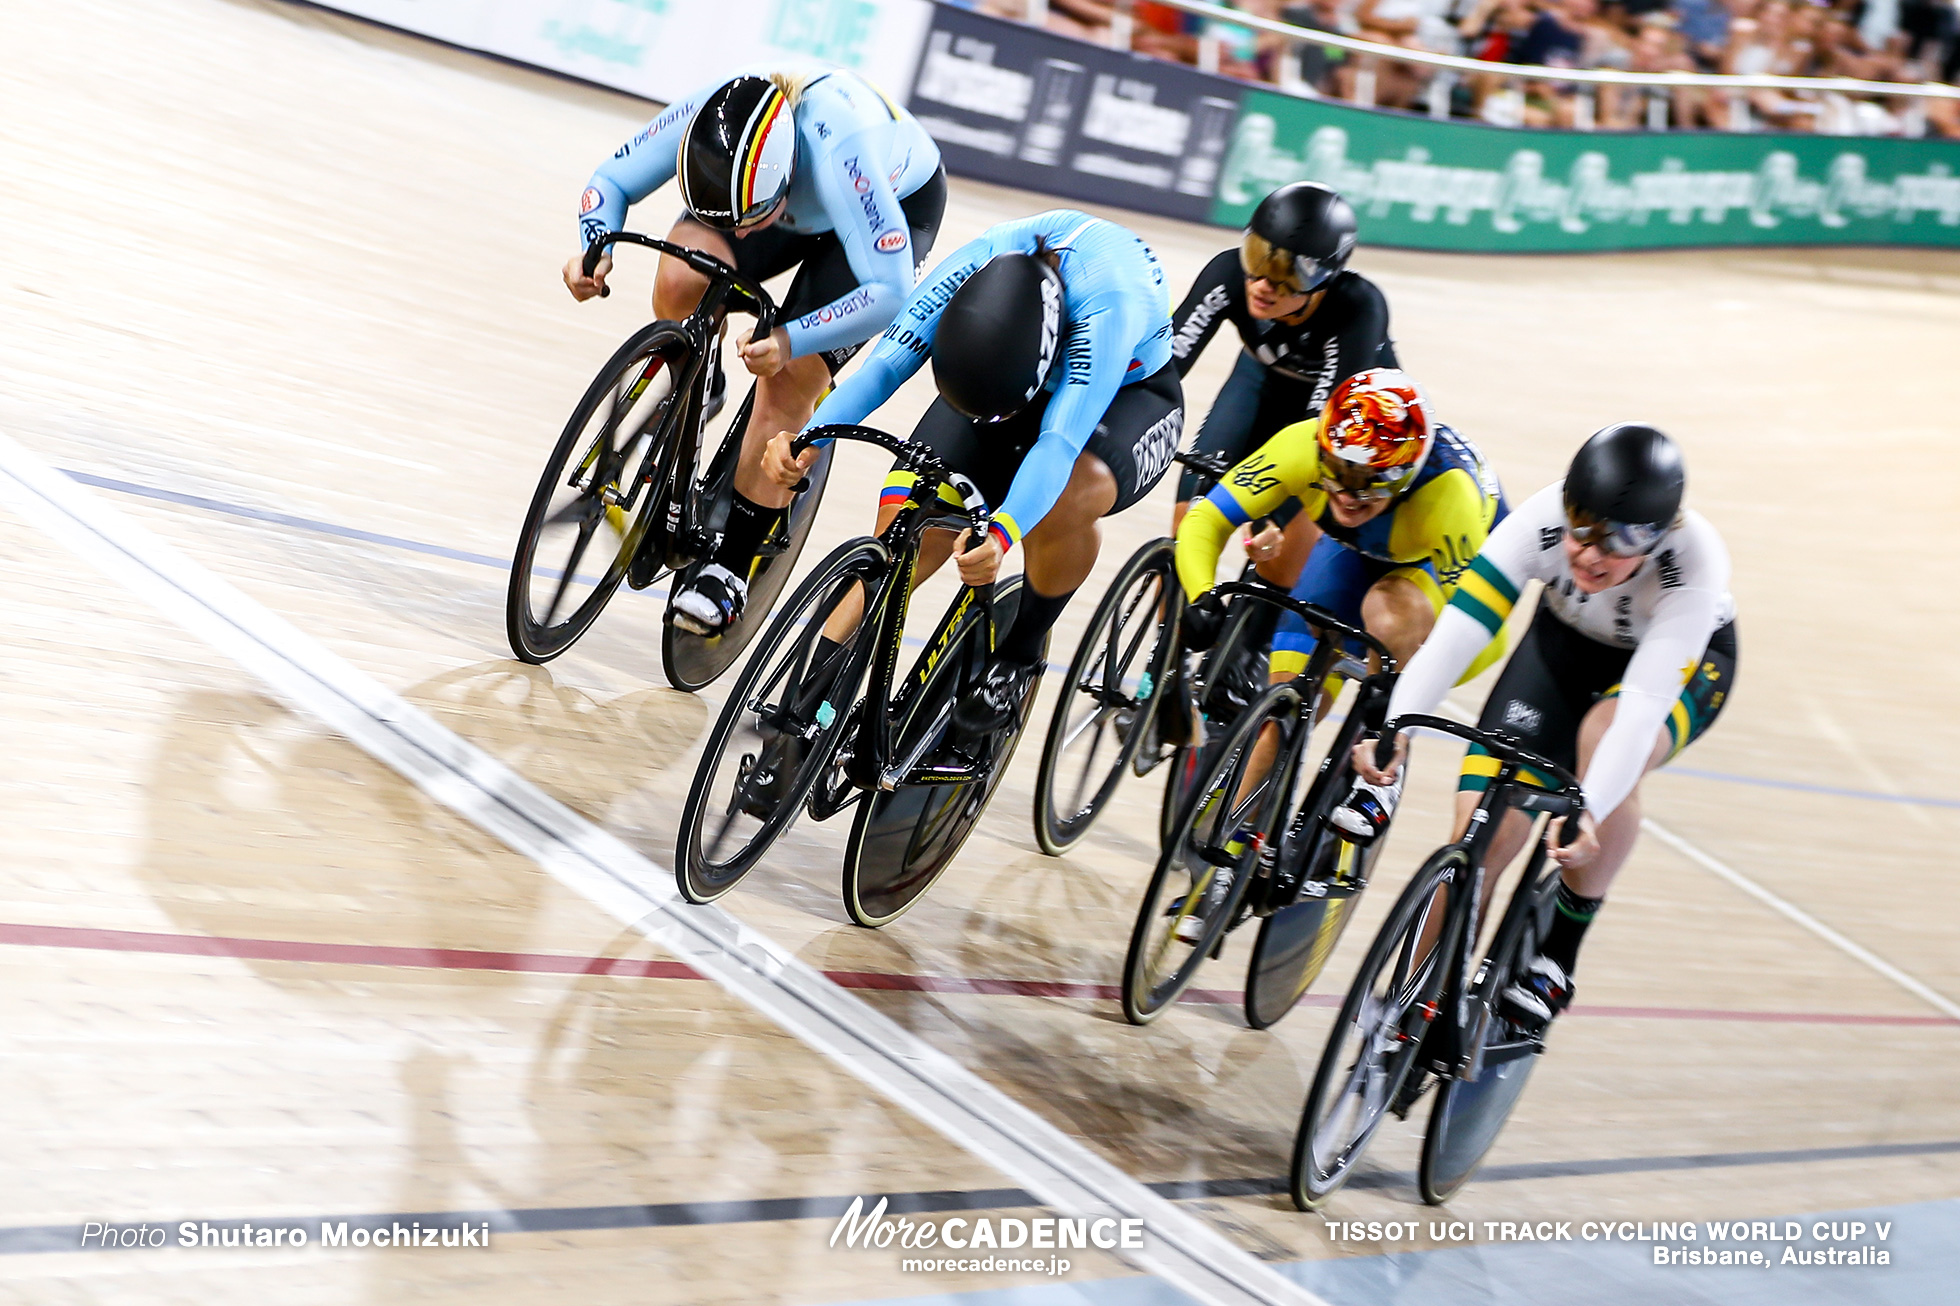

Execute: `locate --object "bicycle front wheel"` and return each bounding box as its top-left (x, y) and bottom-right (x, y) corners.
top-left (841, 576), bottom-right (1037, 928)
top-left (1291, 845), bottom-right (1459, 1210)
top-left (1244, 832), bottom-right (1381, 1031)
top-left (507, 322), bottom-right (693, 663)
top-left (675, 537), bottom-right (887, 903)
top-left (1120, 682), bottom-right (1301, 1025)
top-left (1033, 538), bottom-right (1177, 856)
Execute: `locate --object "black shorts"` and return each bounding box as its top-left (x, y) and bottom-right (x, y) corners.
top-left (727, 166), bottom-right (948, 374)
top-left (894, 361), bottom-right (1185, 523)
top-left (1175, 338), bottom-right (1401, 503)
top-left (1462, 604), bottom-right (1738, 790)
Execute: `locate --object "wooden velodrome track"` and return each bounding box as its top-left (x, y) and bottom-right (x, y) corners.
top-left (4, 1), bottom-right (1958, 1302)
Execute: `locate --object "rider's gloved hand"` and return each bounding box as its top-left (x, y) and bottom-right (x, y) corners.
top-left (1181, 591), bottom-right (1227, 652)
top-left (563, 252), bottom-right (611, 301)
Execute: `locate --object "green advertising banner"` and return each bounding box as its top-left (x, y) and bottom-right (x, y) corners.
top-left (1214, 88), bottom-right (1960, 250)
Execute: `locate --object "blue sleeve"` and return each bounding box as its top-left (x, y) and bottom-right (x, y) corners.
top-left (801, 235), bottom-right (993, 438)
top-left (992, 300), bottom-right (1136, 548)
top-left (783, 124), bottom-right (920, 359)
top-left (576, 83), bottom-right (713, 251)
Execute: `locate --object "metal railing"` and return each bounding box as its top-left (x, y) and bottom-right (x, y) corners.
top-left (1015, 0), bottom-right (1960, 133)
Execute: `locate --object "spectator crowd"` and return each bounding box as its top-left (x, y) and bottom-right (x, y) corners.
top-left (968, 0), bottom-right (1960, 133)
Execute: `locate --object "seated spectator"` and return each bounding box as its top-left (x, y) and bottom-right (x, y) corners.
top-left (1517, 0), bottom-right (1590, 65)
top-left (1283, 0), bottom-right (1353, 92)
top-left (1728, 0), bottom-right (1826, 127)
top-left (1132, 1), bottom-right (1203, 64)
top-left (1606, 13), bottom-right (1703, 123)
top-left (1674, 0), bottom-right (1734, 69)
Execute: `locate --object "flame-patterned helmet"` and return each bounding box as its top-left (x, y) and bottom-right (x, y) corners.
top-left (1316, 368), bottom-right (1434, 501)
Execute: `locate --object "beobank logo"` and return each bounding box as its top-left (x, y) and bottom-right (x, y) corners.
top-left (829, 1196), bottom-right (1145, 1254)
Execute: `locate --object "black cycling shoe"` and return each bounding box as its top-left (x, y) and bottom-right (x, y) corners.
top-left (952, 656), bottom-right (1042, 741)
top-left (735, 733), bottom-right (809, 820)
top-left (1499, 954), bottom-right (1574, 1033)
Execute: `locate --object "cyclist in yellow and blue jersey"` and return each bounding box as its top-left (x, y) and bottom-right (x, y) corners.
top-left (1175, 368), bottom-right (1508, 691)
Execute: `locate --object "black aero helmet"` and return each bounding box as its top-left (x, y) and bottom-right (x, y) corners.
top-left (1563, 423), bottom-right (1686, 556)
top-left (678, 75), bottom-right (796, 231)
top-left (1241, 182), bottom-right (1357, 296)
top-left (931, 253), bottom-right (1066, 422)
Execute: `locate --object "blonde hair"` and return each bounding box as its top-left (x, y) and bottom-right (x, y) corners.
top-left (768, 72), bottom-right (811, 106)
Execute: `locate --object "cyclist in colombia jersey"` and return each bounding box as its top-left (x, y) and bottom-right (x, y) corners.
top-left (561, 62), bottom-right (946, 636)
top-left (1355, 424), bottom-right (1737, 1029)
top-left (764, 211), bottom-right (1180, 734)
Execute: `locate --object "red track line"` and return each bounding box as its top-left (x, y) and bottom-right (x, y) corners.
top-left (3, 921), bottom-right (1954, 1027)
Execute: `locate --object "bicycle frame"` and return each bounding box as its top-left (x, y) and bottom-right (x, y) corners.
top-left (1386, 714), bottom-right (1584, 1085)
top-left (578, 232), bottom-right (778, 565)
top-left (790, 425), bottom-right (997, 802)
top-left (1202, 581), bottom-right (1398, 910)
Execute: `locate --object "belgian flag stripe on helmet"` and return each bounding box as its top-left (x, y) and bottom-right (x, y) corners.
top-left (737, 89), bottom-right (788, 219)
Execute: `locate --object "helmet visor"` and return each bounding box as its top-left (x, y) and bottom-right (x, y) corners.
top-left (1239, 231), bottom-right (1334, 297)
top-left (1565, 507), bottom-right (1667, 557)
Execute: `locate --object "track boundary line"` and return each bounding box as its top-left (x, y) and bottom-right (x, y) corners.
top-left (0, 432), bottom-right (1324, 1306)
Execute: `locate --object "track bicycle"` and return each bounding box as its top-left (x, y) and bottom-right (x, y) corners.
top-left (1291, 716), bottom-right (1584, 1210)
top-left (676, 425), bottom-right (1044, 927)
top-left (506, 232), bottom-right (832, 690)
top-left (1120, 585), bottom-right (1397, 1027)
top-left (1031, 450), bottom-right (1277, 857)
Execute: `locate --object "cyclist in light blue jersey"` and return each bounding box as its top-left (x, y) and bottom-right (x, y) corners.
top-left (562, 62), bottom-right (946, 635)
top-left (763, 211), bottom-right (1184, 733)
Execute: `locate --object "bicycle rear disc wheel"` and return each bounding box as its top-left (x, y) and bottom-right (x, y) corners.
top-left (1033, 538), bottom-right (1176, 856)
top-left (1245, 833), bottom-right (1384, 1031)
top-left (507, 322), bottom-right (692, 663)
top-left (662, 419), bottom-right (836, 693)
top-left (1291, 846), bottom-right (1459, 1210)
top-left (841, 577), bottom-right (1036, 929)
top-left (675, 537), bottom-right (886, 903)
top-left (1120, 683), bottom-right (1298, 1025)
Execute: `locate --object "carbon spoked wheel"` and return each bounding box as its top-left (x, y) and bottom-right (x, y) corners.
top-left (662, 439), bottom-right (835, 693)
top-left (676, 538), bottom-right (887, 903)
top-left (1033, 538), bottom-right (1176, 856)
top-left (507, 322), bottom-right (694, 663)
top-left (1121, 683), bottom-right (1299, 1025)
top-left (1419, 880), bottom-right (1555, 1204)
top-left (841, 578), bottom-right (1034, 929)
top-left (1291, 847), bottom-right (1459, 1210)
top-left (1245, 830), bottom-right (1385, 1031)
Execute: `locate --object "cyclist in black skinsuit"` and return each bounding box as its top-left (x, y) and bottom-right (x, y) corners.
top-left (1168, 183), bottom-right (1399, 590)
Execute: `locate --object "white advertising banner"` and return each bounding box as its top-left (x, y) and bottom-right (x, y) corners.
top-left (321, 0), bottom-right (933, 106)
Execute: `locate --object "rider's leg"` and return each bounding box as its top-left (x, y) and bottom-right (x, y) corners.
top-left (818, 500), bottom-right (961, 644)
top-left (998, 452), bottom-right (1118, 663)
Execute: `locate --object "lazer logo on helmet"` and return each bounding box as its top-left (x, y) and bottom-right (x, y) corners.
top-left (876, 229), bottom-right (908, 254)
top-left (1034, 276), bottom-right (1063, 398)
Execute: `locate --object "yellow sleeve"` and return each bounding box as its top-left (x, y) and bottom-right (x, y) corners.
top-left (1385, 467), bottom-right (1498, 593)
top-left (1175, 499), bottom-right (1236, 601)
top-left (1173, 418), bottom-right (1329, 601)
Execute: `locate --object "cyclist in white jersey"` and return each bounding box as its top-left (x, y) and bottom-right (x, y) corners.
top-left (1353, 423), bottom-right (1738, 1028)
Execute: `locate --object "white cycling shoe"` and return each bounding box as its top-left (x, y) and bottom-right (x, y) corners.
top-left (672, 563), bottom-right (748, 636)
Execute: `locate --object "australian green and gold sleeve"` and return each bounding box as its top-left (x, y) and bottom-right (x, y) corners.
top-left (1174, 418), bottom-right (1330, 601)
top-left (1451, 553), bottom-right (1523, 636)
